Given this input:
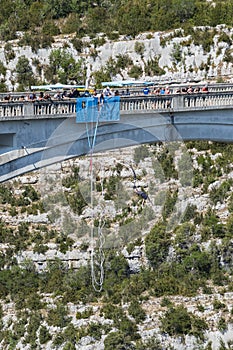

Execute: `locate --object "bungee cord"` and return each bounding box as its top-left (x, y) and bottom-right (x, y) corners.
top-left (78, 95), bottom-right (120, 292)
top-left (85, 104), bottom-right (105, 292)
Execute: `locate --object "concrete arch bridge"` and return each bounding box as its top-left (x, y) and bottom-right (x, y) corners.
top-left (1, 91), bottom-right (233, 182)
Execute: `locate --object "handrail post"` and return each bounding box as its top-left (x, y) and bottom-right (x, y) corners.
top-left (172, 95), bottom-right (184, 110)
top-left (23, 103), bottom-right (34, 118)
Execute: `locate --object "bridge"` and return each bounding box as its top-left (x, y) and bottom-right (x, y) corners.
top-left (1, 90), bottom-right (233, 182)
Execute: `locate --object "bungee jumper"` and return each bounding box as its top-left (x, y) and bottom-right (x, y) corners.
top-left (129, 163), bottom-right (151, 202)
top-left (133, 185), bottom-right (149, 200)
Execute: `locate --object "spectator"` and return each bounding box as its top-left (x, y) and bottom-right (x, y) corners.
top-left (103, 86), bottom-right (112, 96)
top-left (3, 94), bottom-right (12, 102)
top-left (160, 87), bottom-right (165, 95)
top-left (72, 89), bottom-right (80, 98)
top-left (143, 86), bottom-right (150, 95)
top-left (62, 90), bottom-right (68, 99)
top-left (29, 92), bottom-right (36, 101)
top-left (153, 87), bottom-right (160, 95)
top-left (81, 90), bottom-right (91, 97)
top-left (38, 91), bottom-right (44, 101)
top-left (202, 84), bottom-right (209, 93)
top-left (53, 91), bottom-right (61, 100)
top-left (44, 93), bottom-right (52, 101)
top-left (194, 87), bottom-right (200, 93)
top-left (94, 92), bottom-right (105, 109)
top-left (187, 85), bottom-right (194, 94)
top-left (165, 86), bottom-right (170, 95)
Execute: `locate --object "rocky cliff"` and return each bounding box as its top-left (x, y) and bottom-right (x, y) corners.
top-left (1, 24), bottom-right (233, 91)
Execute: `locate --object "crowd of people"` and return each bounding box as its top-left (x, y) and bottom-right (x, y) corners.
top-left (143, 84), bottom-right (209, 95)
top-left (1, 86), bottom-right (122, 102)
top-left (0, 83), bottom-right (209, 102)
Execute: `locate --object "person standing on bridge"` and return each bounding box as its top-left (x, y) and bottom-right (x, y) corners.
top-left (143, 86), bottom-right (150, 95)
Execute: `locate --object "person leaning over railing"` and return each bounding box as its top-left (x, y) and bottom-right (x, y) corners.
top-left (201, 85), bottom-right (209, 93)
top-left (3, 93), bottom-right (12, 102)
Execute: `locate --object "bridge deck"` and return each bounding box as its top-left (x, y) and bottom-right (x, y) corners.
top-left (0, 91), bottom-right (232, 120)
top-left (1, 91), bottom-right (233, 182)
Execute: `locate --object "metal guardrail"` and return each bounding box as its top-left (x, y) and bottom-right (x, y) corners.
top-left (0, 91), bottom-right (233, 120)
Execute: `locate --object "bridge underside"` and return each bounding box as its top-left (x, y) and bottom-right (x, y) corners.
top-left (1, 109), bottom-right (233, 182)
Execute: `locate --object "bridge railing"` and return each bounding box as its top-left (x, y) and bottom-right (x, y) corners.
top-left (120, 91), bottom-right (233, 111)
top-left (33, 100), bottom-right (76, 116)
top-left (1, 91), bottom-right (233, 119)
top-left (181, 92), bottom-right (233, 109)
top-left (0, 102), bottom-right (24, 117)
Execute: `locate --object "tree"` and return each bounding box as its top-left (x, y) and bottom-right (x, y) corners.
top-left (117, 1), bottom-right (151, 37)
top-left (183, 250), bottom-right (212, 276)
top-left (43, 0), bottom-right (72, 19)
top-left (15, 56), bottom-right (35, 89)
top-left (93, 68), bottom-right (111, 88)
top-left (172, 0), bottom-right (196, 23)
top-left (145, 222), bottom-right (171, 269)
top-left (104, 331), bottom-right (135, 350)
top-left (136, 337), bottom-right (163, 350)
top-left (46, 49), bottom-right (85, 84)
top-left (0, 62), bottom-right (6, 76)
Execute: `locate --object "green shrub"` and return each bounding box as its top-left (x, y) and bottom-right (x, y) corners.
top-left (171, 43), bottom-right (182, 62)
top-left (160, 305), bottom-right (208, 338)
top-left (144, 57), bottom-right (165, 76)
top-left (160, 297), bottom-right (173, 307)
top-left (104, 331), bottom-right (134, 350)
top-left (161, 305), bottom-right (192, 336)
top-left (162, 188), bottom-right (178, 220)
top-left (39, 325), bottom-right (52, 344)
top-left (145, 222), bottom-right (171, 269)
top-left (183, 250), bottom-right (212, 276)
top-left (218, 32), bottom-right (231, 45)
top-left (116, 54), bottom-right (133, 69)
top-left (128, 65), bottom-right (143, 79)
top-left (47, 303), bottom-right (71, 328)
top-left (213, 299), bottom-right (226, 310)
top-left (209, 180), bottom-right (232, 205)
top-left (128, 300), bottom-right (146, 323)
top-left (76, 307), bottom-right (93, 320)
top-left (136, 337), bottom-right (163, 349)
top-left (181, 204), bottom-right (198, 223)
top-left (218, 317), bottom-right (227, 333)
top-left (157, 149), bottom-right (178, 180)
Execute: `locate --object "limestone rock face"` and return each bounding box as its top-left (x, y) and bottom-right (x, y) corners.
top-left (2, 25), bottom-right (233, 90)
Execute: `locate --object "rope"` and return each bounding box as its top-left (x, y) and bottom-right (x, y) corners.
top-left (90, 179), bottom-right (105, 292)
top-left (85, 104), bottom-right (105, 292)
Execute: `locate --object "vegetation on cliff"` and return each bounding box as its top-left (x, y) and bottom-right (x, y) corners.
top-left (0, 141), bottom-right (233, 348)
top-left (1, 0), bottom-right (233, 42)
